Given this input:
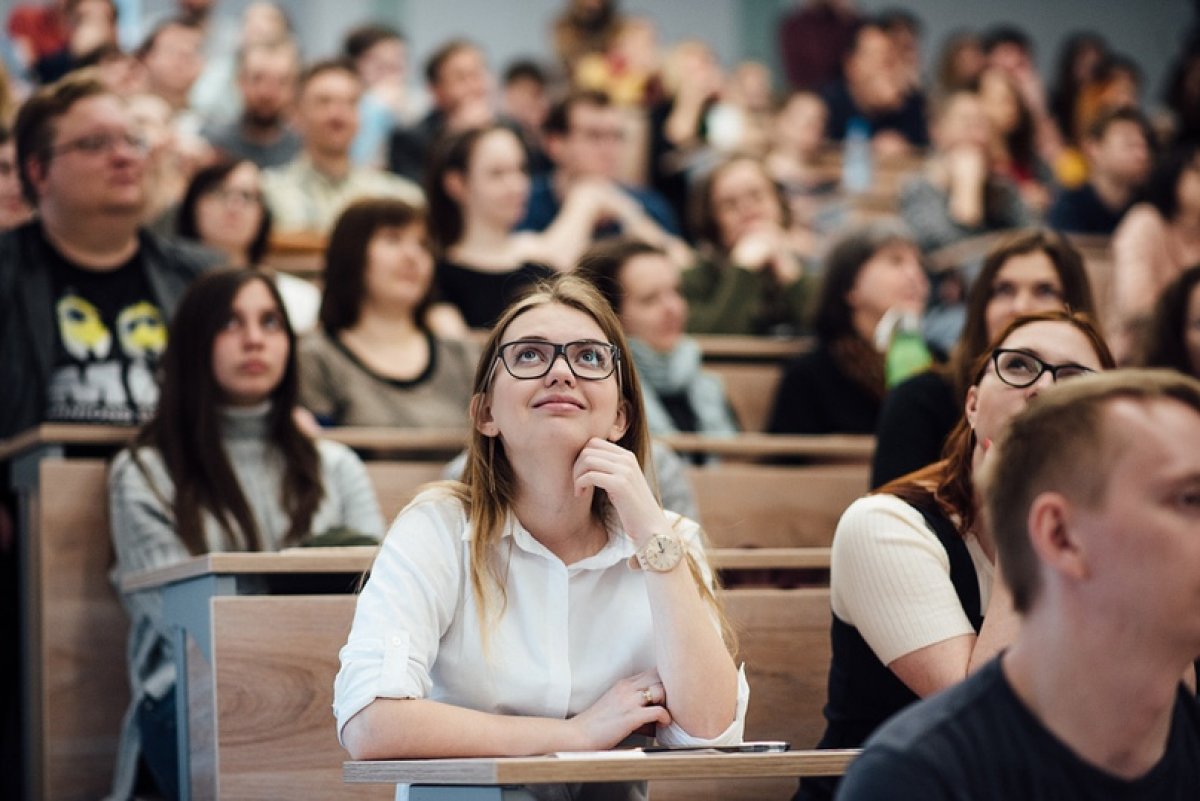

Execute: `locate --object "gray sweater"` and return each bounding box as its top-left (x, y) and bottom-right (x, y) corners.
top-left (105, 403), bottom-right (382, 799)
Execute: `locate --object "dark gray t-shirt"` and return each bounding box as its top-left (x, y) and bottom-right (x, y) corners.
top-left (837, 658), bottom-right (1200, 801)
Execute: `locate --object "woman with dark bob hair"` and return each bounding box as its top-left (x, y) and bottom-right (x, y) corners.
top-left (426, 123), bottom-right (643, 328)
top-left (797, 309), bottom-right (1115, 801)
top-left (298, 198), bottom-right (478, 428)
top-left (871, 228), bottom-right (1098, 486)
top-left (684, 154), bottom-right (812, 336)
top-left (334, 275), bottom-right (746, 794)
top-left (176, 159), bottom-right (322, 332)
top-left (1112, 143), bottom-right (1200, 361)
top-left (1141, 263), bottom-right (1200, 378)
top-left (768, 220), bottom-right (929, 435)
top-left (108, 268), bottom-right (382, 800)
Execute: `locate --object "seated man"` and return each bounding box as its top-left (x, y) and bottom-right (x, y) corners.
top-left (821, 18), bottom-right (929, 157)
top-left (203, 38), bottom-right (303, 169)
top-left (262, 58), bottom-right (422, 234)
top-left (838, 369), bottom-right (1200, 800)
top-left (516, 89), bottom-right (680, 239)
top-left (1048, 107), bottom-right (1152, 234)
top-left (387, 38), bottom-right (495, 184)
top-left (0, 69), bottom-right (219, 440)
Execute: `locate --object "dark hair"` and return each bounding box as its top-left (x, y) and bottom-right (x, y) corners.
top-left (1085, 104), bottom-right (1152, 143)
top-left (950, 229), bottom-right (1097, 401)
top-left (424, 38), bottom-right (480, 86)
top-left (575, 238), bottom-right (666, 315)
top-left (1142, 264), bottom-right (1200, 375)
top-left (342, 23), bottom-right (405, 62)
top-left (981, 69), bottom-right (1037, 172)
top-left (0, 124), bottom-right (11, 146)
top-left (981, 25), bottom-right (1034, 57)
top-left (813, 220), bottom-right (916, 343)
top-left (881, 309), bottom-right (1114, 539)
top-left (543, 88), bottom-right (612, 137)
top-left (424, 123), bottom-right (522, 252)
top-left (1049, 32), bottom-right (1108, 137)
top-left (136, 17), bottom-right (199, 60)
top-left (13, 69), bottom-right (109, 206)
top-left (503, 58), bottom-right (547, 88)
top-left (875, 8), bottom-right (922, 37)
top-left (133, 268), bottom-right (323, 556)
top-left (690, 155), bottom-right (790, 252)
top-left (1140, 143), bottom-right (1200, 220)
top-left (320, 198), bottom-right (433, 336)
top-left (67, 0), bottom-right (118, 23)
top-left (298, 58), bottom-right (361, 95)
top-left (176, 160), bottom-right (272, 266)
top-left (983, 369), bottom-right (1200, 612)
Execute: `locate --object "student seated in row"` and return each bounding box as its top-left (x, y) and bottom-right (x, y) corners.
top-left (334, 276), bottom-right (746, 800)
top-left (797, 310), bottom-right (1114, 801)
top-left (108, 268), bottom-right (383, 801)
top-left (839, 369), bottom-right (1200, 799)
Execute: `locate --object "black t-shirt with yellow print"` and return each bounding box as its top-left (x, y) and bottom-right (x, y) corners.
top-left (44, 237), bottom-right (168, 425)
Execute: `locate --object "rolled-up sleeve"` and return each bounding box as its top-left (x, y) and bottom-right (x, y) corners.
top-left (656, 664), bottom-right (750, 746)
top-left (332, 495), bottom-right (464, 742)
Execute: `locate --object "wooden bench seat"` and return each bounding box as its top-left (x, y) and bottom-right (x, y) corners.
top-left (197, 587), bottom-right (832, 799)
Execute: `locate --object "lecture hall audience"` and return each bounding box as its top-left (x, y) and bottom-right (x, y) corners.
top-left (7, 3), bottom-right (1200, 798)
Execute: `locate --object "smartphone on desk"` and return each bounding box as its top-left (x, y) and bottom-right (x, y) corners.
top-left (641, 741), bottom-right (790, 753)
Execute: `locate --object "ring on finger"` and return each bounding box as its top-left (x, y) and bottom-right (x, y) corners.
top-left (641, 687), bottom-right (653, 705)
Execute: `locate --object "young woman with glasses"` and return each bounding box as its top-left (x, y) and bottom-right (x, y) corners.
top-left (796, 309), bottom-right (1115, 801)
top-left (177, 159), bottom-right (323, 332)
top-left (334, 275), bottom-right (746, 790)
top-left (871, 229), bottom-right (1098, 488)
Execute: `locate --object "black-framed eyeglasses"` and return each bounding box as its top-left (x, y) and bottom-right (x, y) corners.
top-left (991, 348), bottom-right (1095, 388)
top-left (496, 339), bottom-right (620, 381)
top-left (49, 131), bottom-right (149, 159)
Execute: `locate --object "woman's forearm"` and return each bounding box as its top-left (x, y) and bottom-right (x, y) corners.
top-left (642, 562), bottom-right (739, 738)
top-left (342, 698), bottom-right (581, 761)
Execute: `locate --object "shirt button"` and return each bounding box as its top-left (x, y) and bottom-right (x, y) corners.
top-left (391, 636), bottom-right (402, 647)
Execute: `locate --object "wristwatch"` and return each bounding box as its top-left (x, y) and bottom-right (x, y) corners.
top-left (634, 533), bottom-right (684, 572)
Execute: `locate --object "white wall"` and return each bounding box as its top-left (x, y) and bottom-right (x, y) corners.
top-left (133, 0), bottom-right (1190, 113)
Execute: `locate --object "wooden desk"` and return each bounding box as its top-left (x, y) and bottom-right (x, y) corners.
top-left (125, 554), bottom-right (837, 801)
top-left (342, 750), bottom-right (858, 799)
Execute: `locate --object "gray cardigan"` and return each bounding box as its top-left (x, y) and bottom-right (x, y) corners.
top-left (105, 404), bottom-right (383, 799)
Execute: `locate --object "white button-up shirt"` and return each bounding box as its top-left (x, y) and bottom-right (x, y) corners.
top-left (334, 489), bottom-right (748, 747)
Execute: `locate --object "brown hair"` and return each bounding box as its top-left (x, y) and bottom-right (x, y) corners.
top-left (574, 237), bottom-right (666, 315)
top-left (320, 198), bottom-right (433, 335)
top-left (432, 274), bottom-right (731, 648)
top-left (13, 68), bottom-right (109, 206)
top-left (298, 58), bottom-right (361, 95)
top-left (424, 123), bottom-right (520, 253)
top-left (880, 309), bottom-right (1115, 537)
top-left (980, 369), bottom-right (1200, 612)
top-left (947, 228), bottom-right (1097, 403)
top-left (689, 155), bottom-right (790, 253)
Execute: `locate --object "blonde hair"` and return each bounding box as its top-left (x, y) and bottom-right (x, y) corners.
top-left (448, 275), bottom-right (733, 650)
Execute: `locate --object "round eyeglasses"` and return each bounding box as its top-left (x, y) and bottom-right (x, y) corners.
top-left (991, 348), bottom-right (1095, 388)
top-left (496, 339), bottom-right (619, 381)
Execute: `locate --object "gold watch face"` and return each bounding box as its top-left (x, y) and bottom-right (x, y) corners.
top-left (642, 534), bottom-right (683, 571)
